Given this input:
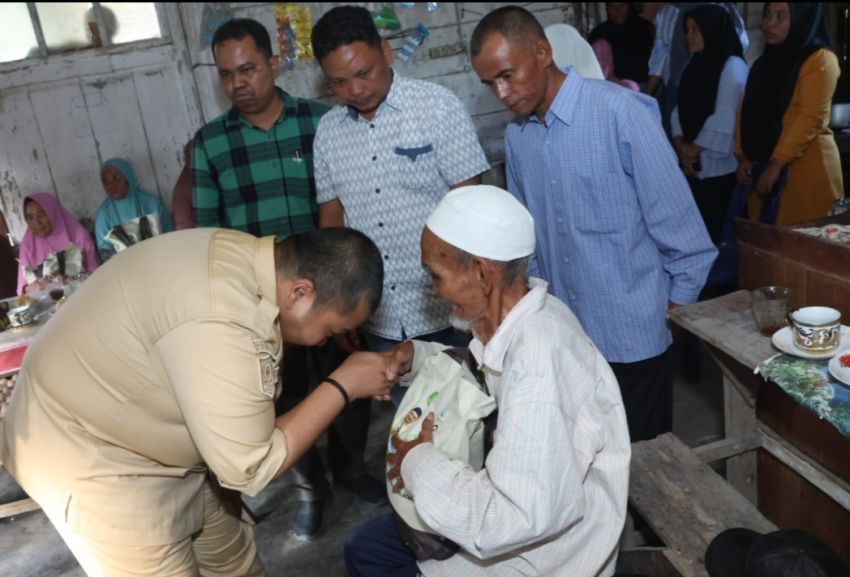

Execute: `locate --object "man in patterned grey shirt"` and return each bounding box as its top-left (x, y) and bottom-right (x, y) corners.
top-left (311, 6), bottom-right (490, 360)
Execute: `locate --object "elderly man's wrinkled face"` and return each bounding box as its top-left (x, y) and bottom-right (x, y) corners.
top-left (421, 228), bottom-right (487, 332)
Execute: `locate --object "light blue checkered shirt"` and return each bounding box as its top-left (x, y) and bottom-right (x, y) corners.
top-left (315, 72), bottom-right (490, 339)
top-left (505, 69), bottom-right (717, 363)
top-left (648, 4), bottom-right (680, 83)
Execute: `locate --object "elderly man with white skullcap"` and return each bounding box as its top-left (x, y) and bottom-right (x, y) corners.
top-left (344, 185), bottom-right (632, 577)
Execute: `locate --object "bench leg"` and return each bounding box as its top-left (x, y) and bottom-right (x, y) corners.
top-left (723, 375), bottom-right (757, 504)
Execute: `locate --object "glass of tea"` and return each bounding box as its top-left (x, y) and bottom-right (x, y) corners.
top-left (751, 286), bottom-right (793, 336)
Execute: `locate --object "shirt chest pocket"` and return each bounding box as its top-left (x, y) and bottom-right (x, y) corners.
top-left (572, 172), bottom-right (635, 234)
top-left (392, 143), bottom-right (440, 192)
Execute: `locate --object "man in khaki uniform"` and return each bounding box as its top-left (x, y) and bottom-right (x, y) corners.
top-left (0, 227), bottom-right (394, 576)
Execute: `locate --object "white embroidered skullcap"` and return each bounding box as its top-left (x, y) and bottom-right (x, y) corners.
top-left (425, 185), bottom-right (535, 260)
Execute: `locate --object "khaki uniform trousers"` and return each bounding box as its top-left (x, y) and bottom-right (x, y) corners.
top-left (46, 480), bottom-right (265, 577)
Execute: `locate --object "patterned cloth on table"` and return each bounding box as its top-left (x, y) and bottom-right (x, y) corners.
top-left (794, 224), bottom-right (850, 247)
top-left (757, 354), bottom-right (850, 438)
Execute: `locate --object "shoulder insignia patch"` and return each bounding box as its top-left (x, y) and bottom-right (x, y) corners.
top-left (253, 339), bottom-right (280, 399)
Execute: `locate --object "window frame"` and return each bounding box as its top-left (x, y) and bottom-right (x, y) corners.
top-left (6, 2), bottom-right (169, 63)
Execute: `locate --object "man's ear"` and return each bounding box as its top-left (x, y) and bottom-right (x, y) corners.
top-left (535, 37), bottom-right (554, 69)
top-left (281, 277), bottom-right (316, 309)
top-left (270, 54), bottom-right (281, 78)
top-left (381, 38), bottom-right (394, 66)
top-left (474, 258), bottom-right (496, 295)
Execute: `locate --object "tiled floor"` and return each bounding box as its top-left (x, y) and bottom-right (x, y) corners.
top-left (0, 336), bottom-right (723, 577)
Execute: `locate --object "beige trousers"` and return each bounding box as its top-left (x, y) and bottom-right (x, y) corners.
top-left (48, 481), bottom-right (265, 577)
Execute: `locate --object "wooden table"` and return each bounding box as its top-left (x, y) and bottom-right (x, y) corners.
top-left (0, 300), bottom-right (52, 520)
top-left (668, 290), bottom-right (850, 563)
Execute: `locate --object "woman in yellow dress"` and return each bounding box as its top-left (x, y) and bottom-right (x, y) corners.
top-left (736, 3), bottom-right (844, 226)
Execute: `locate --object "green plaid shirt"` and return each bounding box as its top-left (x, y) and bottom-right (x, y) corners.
top-left (192, 89), bottom-right (329, 238)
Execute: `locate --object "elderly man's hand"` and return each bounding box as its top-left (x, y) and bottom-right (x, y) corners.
top-left (329, 351), bottom-right (400, 401)
top-left (386, 340), bottom-right (414, 378)
top-left (387, 413), bottom-right (435, 493)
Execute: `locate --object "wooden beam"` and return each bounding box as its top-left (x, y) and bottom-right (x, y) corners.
top-left (0, 498), bottom-right (40, 519)
top-left (616, 548), bottom-right (681, 577)
top-left (758, 425), bottom-right (850, 512)
top-left (693, 434), bottom-right (761, 464)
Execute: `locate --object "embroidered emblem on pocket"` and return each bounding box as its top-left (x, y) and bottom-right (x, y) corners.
top-left (394, 143), bottom-right (434, 161)
top-left (253, 339), bottom-right (279, 399)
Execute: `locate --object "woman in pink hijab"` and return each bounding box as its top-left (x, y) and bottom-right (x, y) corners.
top-left (592, 38), bottom-right (641, 92)
top-left (17, 193), bottom-right (99, 295)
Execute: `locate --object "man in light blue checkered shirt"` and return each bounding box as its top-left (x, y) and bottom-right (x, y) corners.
top-left (472, 7), bottom-right (717, 443)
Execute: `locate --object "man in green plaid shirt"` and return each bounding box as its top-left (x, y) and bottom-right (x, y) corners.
top-left (191, 20), bottom-right (328, 238)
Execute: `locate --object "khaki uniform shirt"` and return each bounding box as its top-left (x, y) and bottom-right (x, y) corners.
top-left (1, 229), bottom-right (286, 546)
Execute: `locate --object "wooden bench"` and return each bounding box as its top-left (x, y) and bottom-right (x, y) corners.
top-left (617, 433), bottom-right (777, 577)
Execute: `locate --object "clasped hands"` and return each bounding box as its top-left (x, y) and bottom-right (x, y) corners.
top-left (736, 157), bottom-right (785, 198)
top-left (329, 339), bottom-right (415, 403)
top-left (673, 137), bottom-right (702, 176)
top-left (333, 341), bottom-right (434, 493)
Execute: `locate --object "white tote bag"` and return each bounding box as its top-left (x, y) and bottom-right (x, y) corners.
top-left (387, 349), bottom-right (496, 536)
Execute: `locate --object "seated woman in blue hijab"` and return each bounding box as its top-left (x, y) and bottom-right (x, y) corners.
top-left (95, 158), bottom-right (173, 260)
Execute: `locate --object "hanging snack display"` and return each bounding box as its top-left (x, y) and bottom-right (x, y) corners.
top-left (372, 5), bottom-right (401, 31)
top-left (275, 3), bottom-right (314, 70)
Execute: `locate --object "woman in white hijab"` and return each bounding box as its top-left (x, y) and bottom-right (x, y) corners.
top-left (544, 23), bottom-right (604, 79)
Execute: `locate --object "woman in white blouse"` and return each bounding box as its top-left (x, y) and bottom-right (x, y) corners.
top-left (672, 4), bottom-right (749, 243)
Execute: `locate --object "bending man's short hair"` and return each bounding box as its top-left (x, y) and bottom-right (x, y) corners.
top-left (212, 18), bottom-right (273, 60)
top-left (470, 6), bottom-right (546, 58)
top-left (276, 228), bottom-right (384, 315)
top-left (311, 5), bottom-right (382, 63)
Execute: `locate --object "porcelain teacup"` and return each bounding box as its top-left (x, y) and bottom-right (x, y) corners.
top-left (786, 306), bottom-right (842, 353)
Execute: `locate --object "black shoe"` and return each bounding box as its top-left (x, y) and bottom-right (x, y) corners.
top-left (290, 499), bottom-right (325, 541)
top-left (338, 474), bottom-right (388, 505)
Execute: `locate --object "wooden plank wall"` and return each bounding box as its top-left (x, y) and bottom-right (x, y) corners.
top-left (0, 5), bottom-right (199, 239)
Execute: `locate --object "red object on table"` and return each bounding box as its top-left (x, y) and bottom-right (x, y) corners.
top-left (0, 344), bottom-right (28, 375)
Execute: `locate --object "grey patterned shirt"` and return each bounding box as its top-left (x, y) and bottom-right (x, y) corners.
top-left (315, 72), bottom-right (489, 339)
